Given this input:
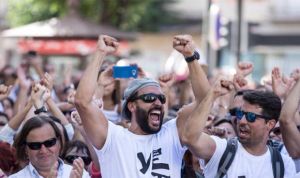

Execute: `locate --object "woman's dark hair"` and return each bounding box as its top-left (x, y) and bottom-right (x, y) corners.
top-left (62, 140), bottom-right (91, 160)
top-left (213, 118), bottom-right (233, 127)
top-left (13, 116), bottom-right (63, 162)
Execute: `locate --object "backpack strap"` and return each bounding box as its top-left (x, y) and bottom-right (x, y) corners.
top-left (215, 138), bottom-right (238, 178)
top-left (268, 145), bottom-right (285, 178)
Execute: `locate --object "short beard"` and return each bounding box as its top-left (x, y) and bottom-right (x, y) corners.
top-left (136, 105), bottom-right (163, 134)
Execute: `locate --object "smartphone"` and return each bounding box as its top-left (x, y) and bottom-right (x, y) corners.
top-left (113, 65), bottom-right (138, 79)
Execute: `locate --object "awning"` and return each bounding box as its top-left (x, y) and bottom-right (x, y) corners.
top-left (18, 39), bottom-right (129, 56)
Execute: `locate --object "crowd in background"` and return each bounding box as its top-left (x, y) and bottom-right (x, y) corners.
top-left (0, 34), bottom-right (300, 178)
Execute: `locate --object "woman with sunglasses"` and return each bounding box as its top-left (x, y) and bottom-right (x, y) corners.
top-left (9, 116), bottom-right (89, 178)
top-left (62, 140), bottom-right (92, 171)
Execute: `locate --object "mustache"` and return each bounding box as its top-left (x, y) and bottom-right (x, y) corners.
top-left (149, 105), bottom-right (163, 113)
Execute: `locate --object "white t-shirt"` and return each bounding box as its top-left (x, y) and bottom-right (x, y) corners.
top-left (281, 145), bottom-right (300, 173)
top-left (95, 119), bottom-right (186, 178)
top-left (203, 136), bottom-right (296, 178)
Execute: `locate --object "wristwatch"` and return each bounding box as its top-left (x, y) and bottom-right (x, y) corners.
top-left (34, 106), bottom-right (47, 115)
top-left (185, 51), bottom-right (200, 63)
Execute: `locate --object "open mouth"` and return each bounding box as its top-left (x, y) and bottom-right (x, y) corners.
top-left (149, 109), bottom-right (162, 126)
top-left (239, 127), bottom-right (250, 137)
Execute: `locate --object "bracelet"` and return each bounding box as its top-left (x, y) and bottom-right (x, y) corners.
top-left (34, 106), bottom-right (47, 115)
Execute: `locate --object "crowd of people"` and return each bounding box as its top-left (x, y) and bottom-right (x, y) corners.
top-left (0, 34), bottom-right (300, 178)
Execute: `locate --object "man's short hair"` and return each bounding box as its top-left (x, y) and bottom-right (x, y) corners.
top-left (121, 78), bottom-right (160, 120)
top-left (242, 90), bottom-right (282, 122)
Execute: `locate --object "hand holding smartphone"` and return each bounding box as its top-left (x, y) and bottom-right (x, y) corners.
top-left (113, 65), bottom-right (138, 79)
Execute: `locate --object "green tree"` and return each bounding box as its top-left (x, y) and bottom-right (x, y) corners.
top-left (7, 0), bottom-right (178, 31)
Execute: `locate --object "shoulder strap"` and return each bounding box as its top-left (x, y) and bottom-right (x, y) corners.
top-left (215, 138), bottom-right (238, 178)
top-left (268, 145), bottom-right (285, 178)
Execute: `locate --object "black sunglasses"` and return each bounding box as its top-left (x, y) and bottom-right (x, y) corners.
top-left (65, 155), bottom-right (92, 166)
top-left (26, 138), bottom-right (57, 150)
top-left (236, 108), bottom-right (271, 123)
top-left (132, 93), bottom-right (166, 104)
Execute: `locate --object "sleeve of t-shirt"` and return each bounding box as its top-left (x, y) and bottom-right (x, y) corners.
top-left (0, 124), bottom-right (16, 145)
top-left (165, 119), bottom-right (187, 156)
top-left (202, 135), bottom-right (228, 176)
top-left (94, 121), bottom-right (118, 154)
top-left (280, 153), bottom-right (296, 178)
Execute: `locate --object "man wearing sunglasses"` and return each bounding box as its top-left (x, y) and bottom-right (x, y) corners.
top-left (10, 116), bottom-right (89, 178)
top-left (182, 87), bottom-right (296, 177)
top-left (75, 34), bottom-right (210, 177)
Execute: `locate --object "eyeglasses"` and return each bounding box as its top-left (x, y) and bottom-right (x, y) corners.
top-left (65, 155), bottom-right (92, 166)
top-left (235, 108), bottom-right (271, 123)
top-left (26, 138), bottom-right (57, 150)
top-left (132, 93), bottom-right (166, 104)
top-left (271, 127), bottom-right (281, 135)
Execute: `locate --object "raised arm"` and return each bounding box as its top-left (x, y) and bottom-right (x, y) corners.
top-left (271, 67), bottom-right (293, 101)
top-left (75, 35), bottom-right (119, 149)
top-left (41, 73), bottom-right (70, 125)
top-left (181, 79), bottom-right (233, 161)
top-left (172, 35), bottom-right (210, 141)
top-left (279, 69), bottom-right (300, 158)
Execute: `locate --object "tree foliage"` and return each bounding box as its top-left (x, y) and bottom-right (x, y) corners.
top-left (7, 0), bottom-right (178, 31)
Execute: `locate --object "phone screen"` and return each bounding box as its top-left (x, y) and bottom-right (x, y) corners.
top-left (113, 65), bottom-right (138, 78)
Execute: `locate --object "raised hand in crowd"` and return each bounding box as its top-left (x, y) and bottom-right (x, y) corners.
top-left (69, 157), bottom-right (84, 178)
top-left (173, 34), bottom-right (211, 143)
top-left (75, 35), bottom-right (120, 150)
top-left (30, 83), bottom-right (47, 109)
top-left (97, 35), bottom-right (119, 54)
top-left (236, 61), bottom-right (253, 77)
top-left (158, 73), bottom-right (175, 119)
top-left (279, 68), bottom-right (300, 158)
top-left (173, 34), bottom-right (195, 57)
top-left (40, 73), bottom-right (67, 120)
top-left (233, 73), bottom-right (248, 91)
top-left (0, 84), bottom-right (12, 101)
top-left (41, 72), bottom-right (54, 91)
top-left (47, 161), bottom-right (58, 178)
top-left (181, 78), bottom-right (233, 161)
top-left (272, 67), bottom-right (294, 100)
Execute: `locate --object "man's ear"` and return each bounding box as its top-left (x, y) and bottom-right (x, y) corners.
top-left (267, 119), bottom-right (277, 131)
top-left (127, 102), bottom-right (136, 113)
